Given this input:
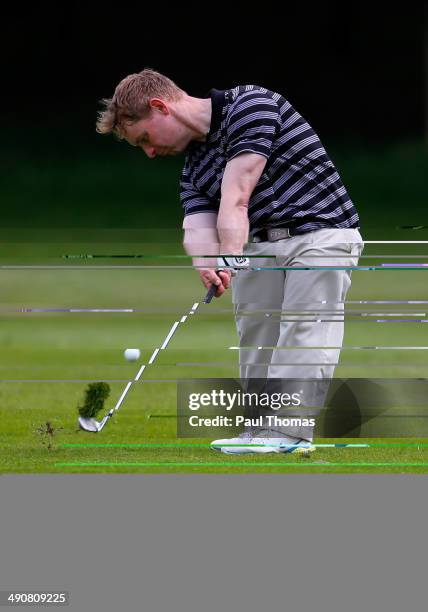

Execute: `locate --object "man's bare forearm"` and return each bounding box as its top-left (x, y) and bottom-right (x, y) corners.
top-left (217, 194), bottom-right (250, 255)
top-left (217, 153), bottom-right (265, 254)
top-left (182, 212), bottom-right (220, 268)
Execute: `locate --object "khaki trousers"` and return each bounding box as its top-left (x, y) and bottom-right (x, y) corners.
top-left (231, 228), bottom-right (364, 440)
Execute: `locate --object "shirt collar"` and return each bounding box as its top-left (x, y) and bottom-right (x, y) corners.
top-left (206, 88), bottom-right (226, 138)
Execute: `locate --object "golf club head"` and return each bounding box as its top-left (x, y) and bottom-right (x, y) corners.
top-left (96, 415), bottom-right (110, 431)
top-left (78, 416), bottom-right (100, 433)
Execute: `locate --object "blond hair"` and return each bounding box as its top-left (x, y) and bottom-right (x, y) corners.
top-left (96, 68), bottom-right (186, 138)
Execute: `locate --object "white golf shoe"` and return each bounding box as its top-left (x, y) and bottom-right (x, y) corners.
top-left (210, 432), bottom-right (315, 455)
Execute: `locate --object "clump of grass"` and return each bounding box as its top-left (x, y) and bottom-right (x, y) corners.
top-left (77, 382), bottom-right (110, 419)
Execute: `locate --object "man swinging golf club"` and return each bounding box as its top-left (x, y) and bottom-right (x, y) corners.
top-left (96, 68), bottom-right (364, 453)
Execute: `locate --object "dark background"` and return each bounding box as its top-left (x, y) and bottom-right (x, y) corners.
top-left (1, 4), bottom-right (427, 231)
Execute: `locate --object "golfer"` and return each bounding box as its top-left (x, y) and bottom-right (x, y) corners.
top-left (96, 68), bottom-right (364, 454)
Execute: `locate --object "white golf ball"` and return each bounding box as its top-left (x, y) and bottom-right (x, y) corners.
top-left (124, 348), bottom-right (141, 361)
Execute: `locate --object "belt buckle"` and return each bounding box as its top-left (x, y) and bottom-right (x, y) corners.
top-left (267, 227), bottom-right (291, 241)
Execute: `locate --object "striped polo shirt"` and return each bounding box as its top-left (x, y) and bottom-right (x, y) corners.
top-left (180, 85), bottom-right (359, 235)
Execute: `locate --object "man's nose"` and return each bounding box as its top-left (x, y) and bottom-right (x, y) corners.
top-left (143, 144), bottom-right (157, 158)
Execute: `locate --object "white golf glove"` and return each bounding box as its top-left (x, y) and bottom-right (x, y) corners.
top-left (217, 256), bottom-right (250, 276)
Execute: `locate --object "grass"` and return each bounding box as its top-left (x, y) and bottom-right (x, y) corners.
top-left (1, 254), bottom-right (428, 473)
top-left (1, 138), bottom-right (428, 472)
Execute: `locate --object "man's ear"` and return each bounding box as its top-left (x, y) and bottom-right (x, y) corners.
top-left (149, 98), bottom-right (169, 114)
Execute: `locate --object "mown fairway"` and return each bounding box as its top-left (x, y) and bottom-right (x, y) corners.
top-left (1, 235), bottom-right (427, 473)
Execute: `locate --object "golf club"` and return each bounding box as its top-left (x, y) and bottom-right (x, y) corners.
top-left (78, 277), bottom-right (221, 432)
top-left (203, 282), bottom-right (218, 304)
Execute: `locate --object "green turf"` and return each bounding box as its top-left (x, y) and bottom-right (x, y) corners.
top-left (2, 134), bottom-right (428, 473)
top-left (1, 258), bottom-right (428, 473)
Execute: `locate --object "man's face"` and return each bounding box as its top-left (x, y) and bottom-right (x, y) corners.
top-left (123, 100), bottom-right (190, 158)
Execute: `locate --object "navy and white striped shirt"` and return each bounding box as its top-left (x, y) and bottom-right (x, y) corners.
top-left (180, 85), bottom-right (359, 235)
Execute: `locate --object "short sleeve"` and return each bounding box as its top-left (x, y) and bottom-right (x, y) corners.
top-left (180, 167), bottom-right (219, 217)
top-left (226, 93), bottom-right (280, 161)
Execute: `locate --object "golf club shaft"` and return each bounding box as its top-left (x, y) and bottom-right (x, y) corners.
top-left (97, 362), bottom-right (159, 430)
top-left (96, 297), bottom-right (207, 431)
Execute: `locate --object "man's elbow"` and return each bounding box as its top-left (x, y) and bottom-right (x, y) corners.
top-left (222, 189), bottom-right (251, 210)
top-left (236, 194), bottom-right (250, 210)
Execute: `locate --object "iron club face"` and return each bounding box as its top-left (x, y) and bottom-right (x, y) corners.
top-left (78, 417), bottom-right (101, 433)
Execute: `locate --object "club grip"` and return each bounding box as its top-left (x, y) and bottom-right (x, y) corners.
top-left (203, 271), bottom-right (221, 304)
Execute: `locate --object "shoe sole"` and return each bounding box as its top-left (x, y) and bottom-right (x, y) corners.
top-left (217, 446), bottom-right (280, 455)
top-left (211, 444), bottom-right (316, 455)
